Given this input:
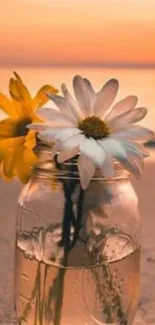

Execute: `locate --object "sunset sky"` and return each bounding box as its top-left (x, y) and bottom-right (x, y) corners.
top-left (1, 0), bottom-right (155, 66)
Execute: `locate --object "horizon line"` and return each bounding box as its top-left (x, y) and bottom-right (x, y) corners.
top-left (1, 62), bottom-right (155, 69)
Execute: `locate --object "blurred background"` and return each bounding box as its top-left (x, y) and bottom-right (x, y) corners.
top-left (0, 1), bottom-right (155, 324)
top-left (0, 0), bottom-right (155, 129)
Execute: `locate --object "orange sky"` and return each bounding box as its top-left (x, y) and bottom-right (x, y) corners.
top-left (1, 0), bottom-right (155, 66)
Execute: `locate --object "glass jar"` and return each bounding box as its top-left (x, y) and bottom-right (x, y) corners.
top-left (14, 146), bottom-right (140, 325)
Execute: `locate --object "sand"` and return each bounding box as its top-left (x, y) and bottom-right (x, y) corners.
top-left (0, 150), bottom-right (155, 325)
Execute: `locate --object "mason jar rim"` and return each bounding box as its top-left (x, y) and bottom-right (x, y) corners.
top-left (32, 144), bottom-right (130, 181)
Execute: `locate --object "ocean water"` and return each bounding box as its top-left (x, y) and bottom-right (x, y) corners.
top-left (0, 66), bottom-right (155, 130)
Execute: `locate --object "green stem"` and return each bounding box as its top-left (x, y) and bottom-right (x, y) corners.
top-left (37, 264), bottom-right (43, 325)
top-left (52, 180), bottom-right (74, 325)
top-left (52, 160), bottom-right (85, 325)
top-left (40, 264), bottom-right (48, 324)
top-left (53, 255), bottom-right (68, 325)
top-left (70, 188), bottom-right (84, 249)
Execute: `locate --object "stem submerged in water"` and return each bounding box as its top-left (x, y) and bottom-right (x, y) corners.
top-left (53, 178), bottom-right (84, 325)
top-left (53, 258), bottom-right (67, 325)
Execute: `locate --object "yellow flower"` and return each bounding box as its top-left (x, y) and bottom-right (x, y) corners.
top-left (0, 72), bottom-right (58, 183)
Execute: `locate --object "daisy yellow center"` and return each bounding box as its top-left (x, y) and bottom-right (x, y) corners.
top-left (14, 118), bottom-right (32, 137)
top-left (79, 116), bottom-right (109, 139)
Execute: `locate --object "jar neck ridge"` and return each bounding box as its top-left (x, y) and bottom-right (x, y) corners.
top-left (32, 147), bottom-right (129, 182)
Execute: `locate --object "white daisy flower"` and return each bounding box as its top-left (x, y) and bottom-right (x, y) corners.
top-left (29, 75), bottom-right (154, 189)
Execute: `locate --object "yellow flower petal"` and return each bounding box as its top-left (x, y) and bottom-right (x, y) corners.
top-left (0, 137), bottom-right (24, 157)
top-left (1, 138), bottom-right (23, 180)
top-left (0, 75), bottom-right (58, 183)
top-left (0, 93), bottom-right (16, 118)
top-left (9, 78), bottom-right (32, 102)
top-left (25, 130), bottom-right (36, 149)
top-left (31, 111), bottom-right (43, 123)
top-left (11, 98), bottom-right (31, 119)
top-left (16, 146), bottom-right (38, 183)
top-left (0, 135), bottom-right (37, 183)
top-left (13, 71), bottom-right (23, 83)
top-left (33, 85), bottom-right (58, 109)
top-left (9, 78), bottom-right (32, 113)
top-left (0, 118), bottom-right (16, 138)
top-left (9, 78), bottom-right (19, 100)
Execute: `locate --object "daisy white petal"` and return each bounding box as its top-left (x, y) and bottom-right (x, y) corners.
top-left (130, 142), bottom-right (149, 157)
top-left (118, 141), bottom-right (144, 176)
top-left (98, 138), bottom-right (127, 160)
top-left (50, 124), bottom-right (77, 129)
top-left (83, 78), bottom-right (96, 114)
top-left (28, 123), bottom-right (76, 131)
top-left (98, 138), bottom-right (144, 177)
top-left (49, 92), bottom-right (79, 124)
top-left (27, 123), bottom-right (51, 131)
top-left (108, 107), bottom-right (147, 128)
top-left (38, 107), bottom-right (76, 125)
top-left (120, 155), bottom-right (142, 178)
top-left (122, 141), bottom-right (147, 158)
top-left (112, 125), bottom-right (154, 142)
top-left (62, 134), bottom-right (85, 150)
top-left (51, 142), bottom-right (59, 158)
top-left (73, 75), bottom-right (92, 116)
top-left (62, 83), bottom-right (84, 121)
top-left (83, 78), bottom-right (96, 101)
top-left (38, 129), bottom-right (56, 142)
top-left (100, 155), bottom-right (114, 178)
top-left (53, 128), bottom-right (82, 142)
top-left (58, 146), bottom-right (79, 163)
top-left (47, 94), bottom-right (70, 114)
top-left (105, 95), bottom-right (138, 120)
top-left (79, 137), bottom-right (106, 166)
top-left (78, 154), bottom-right (96, 189)
top-left (39, 128), bottom-right (81, 143)
top-left (93, 79), bottom-right (119, 117)
top-left (134, 156), bottom-right (143, 174)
